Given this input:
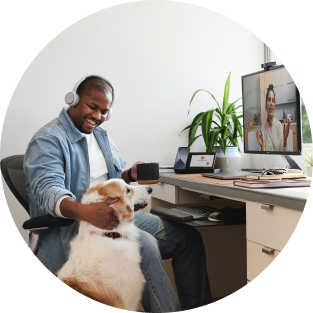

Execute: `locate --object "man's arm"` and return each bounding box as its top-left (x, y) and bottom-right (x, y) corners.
top-left (24, 135), bottom-right (77, 217)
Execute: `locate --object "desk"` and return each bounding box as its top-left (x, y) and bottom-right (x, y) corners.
top-left (145, 173), bottom-right (309, 300)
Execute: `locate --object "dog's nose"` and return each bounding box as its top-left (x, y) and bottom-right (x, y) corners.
top-left (148, 187), bottom-right (153, 194)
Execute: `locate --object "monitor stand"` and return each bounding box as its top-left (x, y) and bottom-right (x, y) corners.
top-left (241, 154), bottom-right (302, 173)
top-left (281, 155), bottom-right (302, 170)
top-left (261, 154), bottom-right (302, 170)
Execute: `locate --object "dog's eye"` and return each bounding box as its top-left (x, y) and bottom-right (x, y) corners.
top-left (126, 189), bottom-right (130, 194)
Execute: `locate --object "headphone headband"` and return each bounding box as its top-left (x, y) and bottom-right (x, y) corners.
top-left (65, 75), bottom-right (114, 121)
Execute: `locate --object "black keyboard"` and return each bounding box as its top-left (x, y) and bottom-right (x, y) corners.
top-left (150, 205), bottom-right (246, 223)
top-left (174, 206), bottom-right (220, 219)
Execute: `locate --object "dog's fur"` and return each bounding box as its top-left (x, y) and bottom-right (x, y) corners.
top-left (57, 179), bottom-right (152, 311)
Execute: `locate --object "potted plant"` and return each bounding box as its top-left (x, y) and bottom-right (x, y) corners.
top-left (180, 72), bottom-right (243, 172)
top-left (300, 148), bottom-right (313, 177)
top-left (253, 111), bottom-right (261, 125)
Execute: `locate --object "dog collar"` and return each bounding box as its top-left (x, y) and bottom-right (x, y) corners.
top-left (90, 231), bottom-right (125, 239)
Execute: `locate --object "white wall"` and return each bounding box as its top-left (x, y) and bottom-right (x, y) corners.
top-left (0, 1), bottom-right (265, 240)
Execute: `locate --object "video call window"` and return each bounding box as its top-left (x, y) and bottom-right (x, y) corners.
top-left (242, 66), bottom-right (300, 154)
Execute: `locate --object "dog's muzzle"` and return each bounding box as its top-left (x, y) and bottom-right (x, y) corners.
top-left (134, 200), bottom-right (149, 211)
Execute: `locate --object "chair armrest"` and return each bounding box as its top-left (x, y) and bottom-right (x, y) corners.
top-left (22, 215), bottom-right (75, 230)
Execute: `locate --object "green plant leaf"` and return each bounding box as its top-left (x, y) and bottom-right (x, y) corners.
top-left (234, 104), bottom-right (243, 111)
top-left (180, 124), bottom-right (193, 134)
top-left (191, 112), bottom-right (205, 126)
top-left (187, 89), bottom-right (221, 116)
top-left (221, 114), bottom-right (228, 128)
top-left (220, 138), bottom-right (227, 154)
top-left (230, 113), bottom-right (239, 142)
top-left (188, 134), bottom-right (202, 147)
top-left (226, 103), bottom-right (235, 114)
top-left (214, 112), bottom-right (222, 124)
top-left (222, 72), bottom-right (231, 114)
top-left (188, 122), bottom-right (201, 146)
top-left (201, 109), bottom-right (215, 149)
top-left (212, 121), bottom-right (220, 128)
top-left (226, 98), bottom-right (242, 114)
top-left (237, 119), bottom-right (243, 140)
top-left (215, 107), bottom-right (222, 116)
top-left (207, 129), bottom-right (220, 152)
top-left (187, 112), bottom-right (204, 145)
top-left (300, 148), bottom-right (313, 166)
top-left (220, 125), bottom-right (229, 140)
top-left (229, 98), bottom-right (242, 109)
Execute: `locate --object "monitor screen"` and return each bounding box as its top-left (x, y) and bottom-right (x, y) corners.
top-left (242, 65), bottom-right (301, 155)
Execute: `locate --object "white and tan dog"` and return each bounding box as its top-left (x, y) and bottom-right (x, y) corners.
top-left (57, 179), bottom-right (152, 311)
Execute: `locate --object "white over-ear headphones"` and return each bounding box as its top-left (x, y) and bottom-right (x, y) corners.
top-left (65, 75), bottom-right (114, 121)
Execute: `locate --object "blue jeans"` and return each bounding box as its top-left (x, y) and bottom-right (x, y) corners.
top-left (134, 211), bottom-right (212, 312)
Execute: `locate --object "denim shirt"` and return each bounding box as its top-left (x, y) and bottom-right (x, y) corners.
top-left (24, 107), bottom-right (127, 275)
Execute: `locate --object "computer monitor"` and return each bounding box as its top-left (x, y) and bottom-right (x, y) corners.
top-left (242, 64), bottom-right (302, 155)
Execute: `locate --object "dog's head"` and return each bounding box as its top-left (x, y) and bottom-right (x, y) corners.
top-left (81, 179), bottom-right (153, 221)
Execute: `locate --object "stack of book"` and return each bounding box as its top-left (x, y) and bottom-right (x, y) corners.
top-left (234, 175), bottom-right (311, 189)
top-left (246, 172), bottom-right (307, 180)
top-left (159, 166), bottom-right (175, 173)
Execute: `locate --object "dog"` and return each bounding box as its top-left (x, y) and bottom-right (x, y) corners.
top-left (57, 179), bottom-right (153, 311)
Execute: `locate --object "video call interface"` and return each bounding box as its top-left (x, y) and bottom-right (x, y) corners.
top-left (190, 155), bottom-right (214, 167)
top-left (242, 66), bottom-right (298, 153)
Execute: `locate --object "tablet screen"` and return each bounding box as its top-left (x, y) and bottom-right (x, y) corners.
top-left (189, 154), bottom-right (215, 168)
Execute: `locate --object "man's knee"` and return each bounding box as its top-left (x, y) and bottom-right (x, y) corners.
top-left (138, 230), bottom-right (161, 260)
top-left (176, 224), bottom-right (204, 249)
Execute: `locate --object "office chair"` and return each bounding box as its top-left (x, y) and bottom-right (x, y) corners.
top-left (1, 155), bottom-right (74, 253)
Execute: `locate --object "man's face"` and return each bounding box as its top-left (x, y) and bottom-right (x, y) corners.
top-left (68, 88), bottom-right (112, 134)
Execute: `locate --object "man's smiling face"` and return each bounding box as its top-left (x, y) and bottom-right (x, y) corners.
top-left (68, 88), bottom-right (112, 134)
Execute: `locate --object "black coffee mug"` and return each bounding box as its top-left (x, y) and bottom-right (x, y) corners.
top-left (137, 163), bottom-right (159, 184)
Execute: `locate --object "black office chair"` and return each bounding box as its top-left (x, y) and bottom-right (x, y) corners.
top-left (1, 155), bottom-right (74, 253)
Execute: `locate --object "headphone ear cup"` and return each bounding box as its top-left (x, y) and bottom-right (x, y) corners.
top-left (65, 92), bottom-right (80, 106)
top-left (106, 108), bottom-right (112, 121)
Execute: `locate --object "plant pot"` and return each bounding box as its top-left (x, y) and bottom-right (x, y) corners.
top-left (213, 146), bottom-right (241, 173)
top-left (307, 166), bottom-right (313, 177)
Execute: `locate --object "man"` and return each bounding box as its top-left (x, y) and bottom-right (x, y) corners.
top-left (24, 75), bottom-right (212, 312)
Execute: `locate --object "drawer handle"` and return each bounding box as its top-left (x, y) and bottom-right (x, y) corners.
top-left (261, 204), bottom-right (273, 210)
top-left (262, 247), bottom-right (274, 255)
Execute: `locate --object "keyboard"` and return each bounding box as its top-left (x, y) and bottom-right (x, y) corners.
top-left (173, 206), bottom-right (221, 220)
top-left (150, 205), bottom-right (246, 223)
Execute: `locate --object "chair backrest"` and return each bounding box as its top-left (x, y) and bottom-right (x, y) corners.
top-left (0, 155), bottom-right (29, 214)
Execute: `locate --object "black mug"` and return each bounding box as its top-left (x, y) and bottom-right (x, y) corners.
top-left (136, 163), bottom-right (159, 185)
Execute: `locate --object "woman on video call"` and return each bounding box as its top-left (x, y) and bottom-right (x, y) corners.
top-left (256, 84), bottom-right (291, 151)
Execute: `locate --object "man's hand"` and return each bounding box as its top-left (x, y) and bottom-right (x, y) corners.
top-left (60, 197), bottom-right (119, 230)
top-left (81, 198), bottom-right (119, 230)
top-left (130, 161), bottom-right (145, 180)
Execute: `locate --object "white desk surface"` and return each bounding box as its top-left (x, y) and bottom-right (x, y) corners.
top-left (159, 173), bottom-right (311, 212)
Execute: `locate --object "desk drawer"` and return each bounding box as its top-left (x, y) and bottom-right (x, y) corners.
top-left (246, 201), bottom-right (302, 251)
top-left (151, 182), bottom-right (178, 204)
top-left (247, 240), bottom-right (280, 281)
